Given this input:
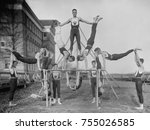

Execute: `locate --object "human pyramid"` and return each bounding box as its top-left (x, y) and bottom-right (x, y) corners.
top-left (1, 9), bottom-right (145, 110)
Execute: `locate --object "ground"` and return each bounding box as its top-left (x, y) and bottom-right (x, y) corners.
top-left (0, 80), bottom-right (150, 113)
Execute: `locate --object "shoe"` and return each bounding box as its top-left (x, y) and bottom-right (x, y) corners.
top-left (135, 104), bottom-right (144, 110)
top-left (52, 98), bottom-right (56, 104)
top-left (92, 98), bottom-right (96, 103)
top-left (58, 98), bottom-right (62, 105)
top-left (135, 106), bottom-right (143, 110)
top-left (98, 106), bottom-right (101, 110)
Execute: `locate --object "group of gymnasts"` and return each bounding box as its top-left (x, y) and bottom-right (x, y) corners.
top-left (2, 8), bottom-right (145, 110)
top-left (54, 9), bottom-right (145, 110)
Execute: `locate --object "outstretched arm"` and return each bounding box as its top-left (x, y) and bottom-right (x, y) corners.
top-left (79, 17), bottom-right (93, 25)
top-left (134, 49), bottom-right (143, 67)
top-left (9, 53), bottom-right (18, 77)
top-left (9, 53), bottom-right (13, 70)
top-left (60, 19), bottom-right (71, 27)
top-left (35, 53), bottom-right (41, 71)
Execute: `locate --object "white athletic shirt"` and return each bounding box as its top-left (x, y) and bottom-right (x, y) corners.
top-left (102, 51), bottom-right (110, 59)
top-left (135, 57), bottom-right (144, 77)
top-left (70, 17), bottom-right (80, 26)
top-left (54, 26), bottom-right (64, 49)
top-left (35, 52), bottom-right (41, 59)
top-left (90, 66), bottom-right (97, 78)
top-left (9, 54), bottom-right (18, 77)
top-left (52, 71), bottom-right (61, 80)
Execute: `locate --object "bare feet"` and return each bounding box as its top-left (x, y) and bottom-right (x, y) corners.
top-left (93, 16), bottom-right (97, 23)
top-left (96, 15), bottom-right (103, 23)
top-left (93, 15), bottom-right (103, 23)
top-left (134, 48), bottom-right (142, 51)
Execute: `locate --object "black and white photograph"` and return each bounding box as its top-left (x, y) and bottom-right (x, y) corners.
top-left (0, 0), bottom-right (150, 115)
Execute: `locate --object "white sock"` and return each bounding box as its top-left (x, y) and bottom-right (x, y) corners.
top-left (140, 104), bottom-right (143, 108)
top-left (53, 98), bottom-right (56, 103)
top-left (58, 98), bottom-right (62, 104)
top-left (92, 98), bottom-right (96, 103)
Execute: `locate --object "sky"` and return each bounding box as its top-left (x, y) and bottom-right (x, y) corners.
top-left (26, 0), bottom-right (150, 73)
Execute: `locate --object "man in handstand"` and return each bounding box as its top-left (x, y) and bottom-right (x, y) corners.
top-left (53, 21), bottom-right (75, 69)
top-left (77, 15), bottom-right (103, 61)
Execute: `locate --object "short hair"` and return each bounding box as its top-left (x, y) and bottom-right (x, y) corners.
top-left (77, 55), bottom-right (81, 61)
top-left (35, 51), bottom-right (38, 54)
top-left (92, 60), bottom-right (96, 64)
top-left (94, 47), bottom-right (101, 52)
top-left (77, 55), bottom-right (84, 61)
top-left (13, 60), bottom-right (18, 64)
top-left (69, 55), bottom-right (75, 62)
top-left (53, 20), bottom-right (60, 26)
top-left (72, 9), bottom-right (77, 12)
top-left (140, 58), bottom-right (144, 63)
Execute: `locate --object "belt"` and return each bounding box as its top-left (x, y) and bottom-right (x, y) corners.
top-left (10, 77), bottom-right (17, 79)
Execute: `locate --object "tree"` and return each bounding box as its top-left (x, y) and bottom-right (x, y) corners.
top-left (0, 0), bottom-right (24, 50)
top-left (0, 0), bottom-right (29, 70)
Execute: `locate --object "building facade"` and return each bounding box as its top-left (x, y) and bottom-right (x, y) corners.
top-left (40, 20), bottom-right (57, 63)
top-left (0, 0), bottom-right (56, 74)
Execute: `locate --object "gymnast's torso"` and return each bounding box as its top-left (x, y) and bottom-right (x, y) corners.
top-left (70, 17), bottom-right (80, 29)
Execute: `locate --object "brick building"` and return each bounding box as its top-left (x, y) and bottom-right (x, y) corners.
top-left (0, 0), bottom-right (56, 74)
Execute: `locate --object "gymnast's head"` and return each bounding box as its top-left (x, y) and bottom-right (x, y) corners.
top-left (82, 49), bottom-right (89, 57)
top-left (40, 48), bottom-right (45, 54)
top-left (77, 55), bottom-right (84, 61)
top-left (53, 20), bottom-right (61, 27)
top-left (91, 60), bottom-right (96, 67)
top-left (77, 49), bottom-right (89, 61)
top-left (12, 60), bottom-right (18, 68)
top-left (94, 47), bottom-right (102, 55)
top-left (140, 58), bottom-right (144, 64)
top-left (72, 9), bottom-right (77, 17)
top-left (53, 64), bottom-right (58, 69)
top-left (68, 55), bottom-right (75, 62)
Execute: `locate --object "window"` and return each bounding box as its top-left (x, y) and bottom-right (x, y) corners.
top-left (0, 42), bottom-right (5, 46)
top-left (43, 32), bottom-right (47, 37)
top-left (5, 61), bottom-right (9, 69)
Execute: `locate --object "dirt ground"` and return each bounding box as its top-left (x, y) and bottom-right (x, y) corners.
top-left (0, 80), bottom-right (150, 113)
